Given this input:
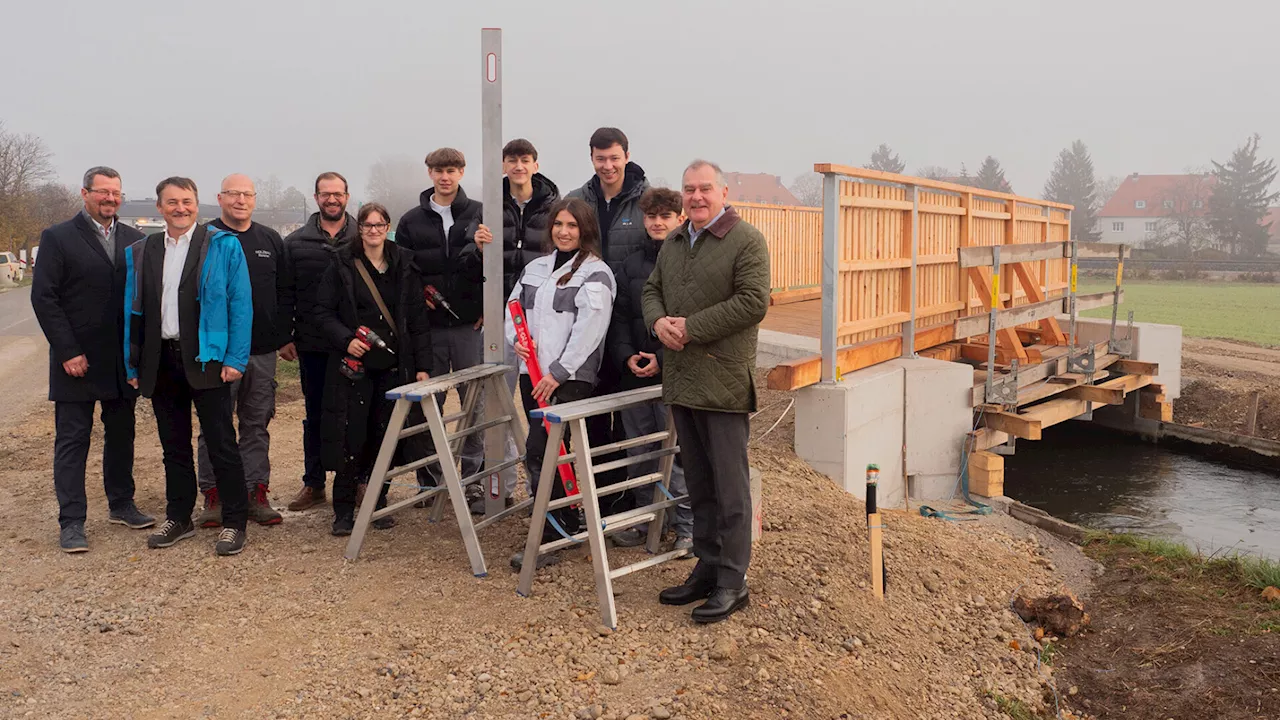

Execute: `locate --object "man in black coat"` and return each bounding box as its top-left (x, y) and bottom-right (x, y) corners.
top-left (282, 172), bottom-right (358, 512)
top-left (393, 148), bottom-right (493, 491)
top-left (31, 166), bottom-right (155, 553)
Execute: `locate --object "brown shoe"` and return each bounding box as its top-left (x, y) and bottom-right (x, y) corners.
top-left (248, 484), bottom-right (283, 526)
top-left (197, 488), bottom-right (222, 528)
top-left (287, 485), bottom-right (325, 512)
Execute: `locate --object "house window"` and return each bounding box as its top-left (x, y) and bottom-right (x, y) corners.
top-left (1135, 200), bottom-right (1146, 209)
top-left (1163, 200), bottom-right (1174, 209)
top-left (1112, 222), bottom-right (1125, 232)
top-left (1193, 200), bottom-right (1204, 209)
top-left (1146, 222), bottom-right (1158, 232)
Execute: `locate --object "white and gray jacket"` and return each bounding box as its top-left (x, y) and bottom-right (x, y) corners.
top-left (505, 251), bottom-right (616, 385)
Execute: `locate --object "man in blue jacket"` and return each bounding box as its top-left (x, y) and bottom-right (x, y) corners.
top-left (123, 177), bottom-right (253, 556)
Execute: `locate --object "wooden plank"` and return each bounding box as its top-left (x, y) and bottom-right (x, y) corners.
top-left (960, 343), bottom-right (1043, 366)
top-left (1075, 242), bottom-right (1131, 260)
top-left (980, 410), bottom-right (1043, 441)
top-left (838, 312), bottom-right (911, 336)
top-left (843, 196), bottom-right (914, 211)
top-left (1010, 262), bottom-right (1067, 345)
top-left (971, 342), bottom-right (1116, 405)
top-left (1113, 359), bottom-right (1158, 376)
top-left (1062, 385), bottom-right (1125, 405)
top-left (954, 297), bottom-right (1062, 339)
top-left (968, 452), bottom-right (1004, 496)
top-left (769, 287), bottom-right (821, 305)
top-left (766, 323), bottom-right (959, 392)
top-left (972, 209), bottom-right (1012, 220)
top-left (957, 242), bottom-right (1067, 268)
top-left (1074, 290), bottom-right (1122, 312)
top-left (918, 203), bottom-right (967, 216)
top-left (813, 163), bottom-right (1075, 210)
top-left (841, 253), bottom-right (953, 271)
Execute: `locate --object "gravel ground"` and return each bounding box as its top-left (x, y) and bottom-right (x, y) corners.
top-left (0, 379), bottom-right (1097, 719)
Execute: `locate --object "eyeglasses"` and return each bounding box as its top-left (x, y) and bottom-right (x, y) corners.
top-left (86, 189), bottom-right (124, 200)
top-left (317, 192), bottom-right (349, 201)
top-left (359, 223), bottom-right (390, 231)
top-left (221, 190), bottom-right (256, 200)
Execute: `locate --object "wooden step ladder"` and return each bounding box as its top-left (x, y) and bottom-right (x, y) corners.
top-left (515, 386), bottom-right (689, 629)
top-left (343, 363), bottom-right (528, 576)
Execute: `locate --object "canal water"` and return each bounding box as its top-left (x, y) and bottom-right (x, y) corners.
top-left (1002, 422), bottom-right (1280, 559)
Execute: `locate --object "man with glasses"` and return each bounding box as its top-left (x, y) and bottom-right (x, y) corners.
top-left (32, 166), bottom-right (154, 552)
top-left (194, 175), bottom-right (295, 528)
top-left (283, 172), bottom-right (358, 512)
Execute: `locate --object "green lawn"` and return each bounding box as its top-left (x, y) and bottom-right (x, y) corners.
top-left (1078, 279), bottom-right (1280, 346)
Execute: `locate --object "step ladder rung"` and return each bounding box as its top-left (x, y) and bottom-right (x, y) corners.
top-left (609, 548), bottom-right (692, 580)
top-left (446, 414), bottom-right (514, 444)
top-left (546, 472), bottom-right (671, 512)
top-left (589, 446), bottom-right (679, 476)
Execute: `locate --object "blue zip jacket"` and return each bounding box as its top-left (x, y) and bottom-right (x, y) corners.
top-left (123, 227), bottom-right (253, 378)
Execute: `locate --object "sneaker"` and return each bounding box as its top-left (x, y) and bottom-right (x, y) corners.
top-left (197, 489), bottom-right (222, 528)
top-left (287, 485), bottom-right (325, 512)
top-left (147, 519), bottom-right (196, 549)
top-left (469, 496), bottom-right (514, 516)
top-left (673, 536), bottom-right (694, 556)
top-left (247, 484), bottom-right (283, 526)
top-left (611, 527), bottom-right (647, 548)
top-left (509, 550), bottom-right (562, 571)
top-left (214, 527), bottom-right (246, 556)
top-left (332, 514), bottom-right (355, 536)
top-left (60, 523), bottom-right (88, 553)
top-left (108, 504), bottom-right (157, 529)
top-left (371, 513), bottom-right (396, 530)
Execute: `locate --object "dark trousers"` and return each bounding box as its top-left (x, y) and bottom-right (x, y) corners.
top-left (670, 405), bottom-right (751, 589)
top-left (53, 398), bottom-right (137, 529)
top-left (298, 350), bottom-right (328, 490)
top-left (151, 341), bottom-right (249, 530)
top-left (588, 366), bottom-right (630, 514)
top-left (521, 374), bottom-right (591, 539)
top-left (332, 367), bottom-right (397, 518)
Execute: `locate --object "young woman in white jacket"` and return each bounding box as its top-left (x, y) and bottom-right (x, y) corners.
top-left (505, 198), bottom-right (616, 559)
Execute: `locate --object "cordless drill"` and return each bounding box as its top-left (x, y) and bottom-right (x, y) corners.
top-left (424, 285), bottom-right (460, 320)
top-left (355, 326), bottom-right (393, 355)
top-left (340, 326), bottom-right (394, 381)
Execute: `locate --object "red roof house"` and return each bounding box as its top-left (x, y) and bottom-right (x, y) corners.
top-left (724, 172), bottom-right (800, 206)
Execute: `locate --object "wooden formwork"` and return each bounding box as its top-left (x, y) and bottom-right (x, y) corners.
top-left (735, 202), bottom-right (822, 304)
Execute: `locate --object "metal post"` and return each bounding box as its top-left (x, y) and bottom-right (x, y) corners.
top-left (820, 173), bottom-right (839, 382)
top-left (984, 245), bottom-right (1001, 401)
top-left (480, 28), bottom-right (507, 516)
top-left (904, 185), bottom-right (919, 358)
top-left (1066, 209), bottom-right (1077, 350)
top-left (1108, 243), bottom-right (1123, 348)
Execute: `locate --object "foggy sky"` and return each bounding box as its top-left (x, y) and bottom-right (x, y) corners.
top-left (5, 0), bottom-right (1279, 205)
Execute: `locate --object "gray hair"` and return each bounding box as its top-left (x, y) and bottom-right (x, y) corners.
top-left (683, 159), bottom-right (726, 188)
top-left (82, 166), bottom-right (120, 190)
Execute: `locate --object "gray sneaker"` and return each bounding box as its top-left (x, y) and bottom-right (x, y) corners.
top-left (610, 527), bottom-right (648, 548)
top-left (108, 504), bottom-right (156, 529)
top-left (60, 523), bottom-right (88, 553)
top-left (214, 528), bottom-right (247, 556)
top-left (673, 536), bottom-right (694, 556)
top-left (147, 519), bottom-right (196, 549)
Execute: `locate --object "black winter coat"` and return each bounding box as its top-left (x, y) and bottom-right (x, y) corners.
top-left (315, 241), bottom-right (433, 471)
top-left (567, 162), bottom-right (650, 274)
top-left (284, 212), bottom-right (357, 353)
top-left (609, 237), bottom-right (664, 390)
top-left (501, 173), bottom-right (560, 298)
top-left (393, 187), bottom-right (483, 327)
top-left (31, 213), bottom-right (143, 403)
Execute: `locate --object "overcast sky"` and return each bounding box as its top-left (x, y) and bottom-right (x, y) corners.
top-left (4, 0), bottom-right (1278, 206)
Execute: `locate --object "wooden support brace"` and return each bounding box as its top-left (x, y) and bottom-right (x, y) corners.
top-left (1010, 262), bottom-right (1068, 346)
top-left (960, 343), bottom-right (1043, 366)
top-left (1062, 384), bottom-right (1125, 405)
top-left (966, 266), bottom-right (1028, 361)
top-left (1112, 359), bottom-right (1159, 376)
top-left (978, 409), bottom-right (1043, 440)
top-left (766, 323), bottom-right (957, 391)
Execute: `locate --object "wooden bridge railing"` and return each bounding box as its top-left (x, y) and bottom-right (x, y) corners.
top-left (733, 201), bottom-right (822, 304)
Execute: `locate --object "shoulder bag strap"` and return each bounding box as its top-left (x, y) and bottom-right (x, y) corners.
top-left (353, 258), bottom-right (396, 335)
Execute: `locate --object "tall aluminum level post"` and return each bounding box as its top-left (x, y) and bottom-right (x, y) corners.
top-left (481, 29), bottom-right (509, 517)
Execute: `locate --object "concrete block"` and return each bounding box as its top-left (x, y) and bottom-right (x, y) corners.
top-left (794, 363), bottom-right (905, 507)
top-left (885, 356), bottom-right (973, 478)
top-left (755, 329), bottom-right (819, 369)
top-left (1065, 317), bottom-right (1182, 399)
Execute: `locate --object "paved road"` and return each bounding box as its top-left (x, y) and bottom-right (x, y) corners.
top-left (0, 286), bottom-right (50, 428)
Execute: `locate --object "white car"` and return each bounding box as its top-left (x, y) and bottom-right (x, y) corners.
top-left (0, 252), bottom-right (23, 282)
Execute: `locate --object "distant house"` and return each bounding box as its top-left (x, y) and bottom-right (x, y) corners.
top-left (117, 199), bottom-right (305, 235)
top-left (1265, 208), bottom-right (1280, 254)
top-left (1095, 173), bottom-right (1215, 248)
top-left (724, 172), bottom-right (800, 206)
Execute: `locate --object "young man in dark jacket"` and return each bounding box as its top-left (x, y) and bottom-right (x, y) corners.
top-left (393, 148), bottom-right (493, 491)
top-left (283, 172), bottom-right (358, 512)
top-left (195, 174), bottom-right (295, 527)
top-left (607, 188), bottom-right (693, 550)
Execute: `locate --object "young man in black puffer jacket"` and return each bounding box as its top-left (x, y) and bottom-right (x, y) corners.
top-left (394, 148), bottom-right (492, 490)
top-left (607, 187), bottom-right (693, 550)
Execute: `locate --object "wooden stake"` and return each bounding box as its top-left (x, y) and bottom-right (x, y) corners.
top-left (1245, 391), bottom-right (1261, 436)
top-left (866, 464), bottom-right (884, 601)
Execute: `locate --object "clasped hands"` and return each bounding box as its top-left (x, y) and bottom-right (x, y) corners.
top-left (653, 316), bottom-right (689, 351)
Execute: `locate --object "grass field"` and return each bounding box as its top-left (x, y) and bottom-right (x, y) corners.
top-left (1079, 279), bottom-right (1280, 346)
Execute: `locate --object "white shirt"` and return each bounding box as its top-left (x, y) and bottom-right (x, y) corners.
top-left (161, 226), bottom-right (194, 339)
top-left (429, 198), bottom-right (455, 236)
top-left (689, 206), bottom-right (728, 247)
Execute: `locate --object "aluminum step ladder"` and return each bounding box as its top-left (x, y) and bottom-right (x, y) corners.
top-left (343, 363), bottom-right (528, 576)
top-left (515, 386), bottom-right (688, 629)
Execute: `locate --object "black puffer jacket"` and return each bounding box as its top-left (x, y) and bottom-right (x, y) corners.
top-left (609, 236), bottom-right (663, 390)
top-left (501, 173), bottom-right (559, 297)
top-left (567, 162), bottom-right (650, 274)
top-left (314, 241), bottom-right (433, 471)
top-left (285, 212), bottom-right (357, 352)
top-left (393, 187), bottom-right (483, 327)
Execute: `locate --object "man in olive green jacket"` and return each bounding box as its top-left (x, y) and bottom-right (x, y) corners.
top-left (642, 159), bottom-right (770, 624)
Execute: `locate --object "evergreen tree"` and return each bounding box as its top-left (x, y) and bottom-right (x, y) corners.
top-left (1209, 134), bottom-right (1278, 256)
top-left (866, 143), bottom-right (906, 174)
top-left (974, 157), bottom-right (1012, 193)
top-left (1043, 140), bottom-right (1101, 241)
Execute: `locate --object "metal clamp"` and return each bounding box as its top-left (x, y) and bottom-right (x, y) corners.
top-left (1109, 310), bottom-right (1134, 357)
top-left (1067, 346), bottom-right (1096, 376)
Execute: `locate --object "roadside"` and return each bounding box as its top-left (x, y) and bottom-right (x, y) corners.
top-left (0, 286), bottom-right (50, 428)
top-left (1177, 337), bottom-right (1280, 441)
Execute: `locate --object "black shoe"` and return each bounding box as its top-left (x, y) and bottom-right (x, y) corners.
top-left (214, 527), bottom-right (246, 556)
top-left (509, 550), bottom-right (562, 571)
top-left (691, 586), bottom-right (750, 624)
top-left (147, 519), bottom-right (196, 549)
top-left (658, 572), bottom-right (717, 606)
top-left (332, 515), bottom-right (354, 536)
top-left (60, 522), bottom-right (88, 553)
top-left (371, 515), bottom-right (396, 530)
top-left (108, 504), bottom-right (156, 529)
top-left (470, 496), bottom-right (514, 515)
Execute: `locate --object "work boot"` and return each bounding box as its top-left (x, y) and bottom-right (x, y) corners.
top-left (197, 488), bottom-right (222, 528)
top-left (469, 496), bottom-right (514, 516)
top-left (691, 586), bottom-right (750, 624)
top-left (610, 527), bottom-right (647, 548)
top-left (108, 504), bottom-right (156, 529)
top-left (215, 528), bottom-right (247, 556)
top-left (287, 485), bottom-right (325, 512)
top-left (371, 493), bottom-right (395, 530)
top-left (673, 536), bottom-right (694, 555)
top-left (509, 550), bottom-right (562, 571)
top-left (60, 522), bottom-right (88, 554)
top-left (658, 571), bottom-right (717, 606)
top-left (147, 519), bottom-right (196, 549)
top-left (247, 484), bottom-right (283, 526)
top-left (332, 513), bottom-right (355, 537)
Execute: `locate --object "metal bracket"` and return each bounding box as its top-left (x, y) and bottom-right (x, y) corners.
top-left (1067, 346), bottom-right (1096, 376)
top-left (987, 359), bottom-right (1019, 407)
top-left (993, 437), bottom-right (1017, 456)
top-left (1109, 310), bottom-right (1134, 357)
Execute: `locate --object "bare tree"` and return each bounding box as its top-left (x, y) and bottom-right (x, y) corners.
top-left (255, 174), bottom-right (284, 210)
top-left (280, 186), bottom-right (308, 217)
top-left (0, 121), bottom-right (56, 200)
top-left (1094, 175), bottom-right (1122, 210)
top-left (367, 156), bottom-right (425, 224)
top-left (915, 166), bottom-right (952, 181)
top-left (1148, 170), bottom-right (1215, 255)
top-left (787, 172), bottom-right (822, 207)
